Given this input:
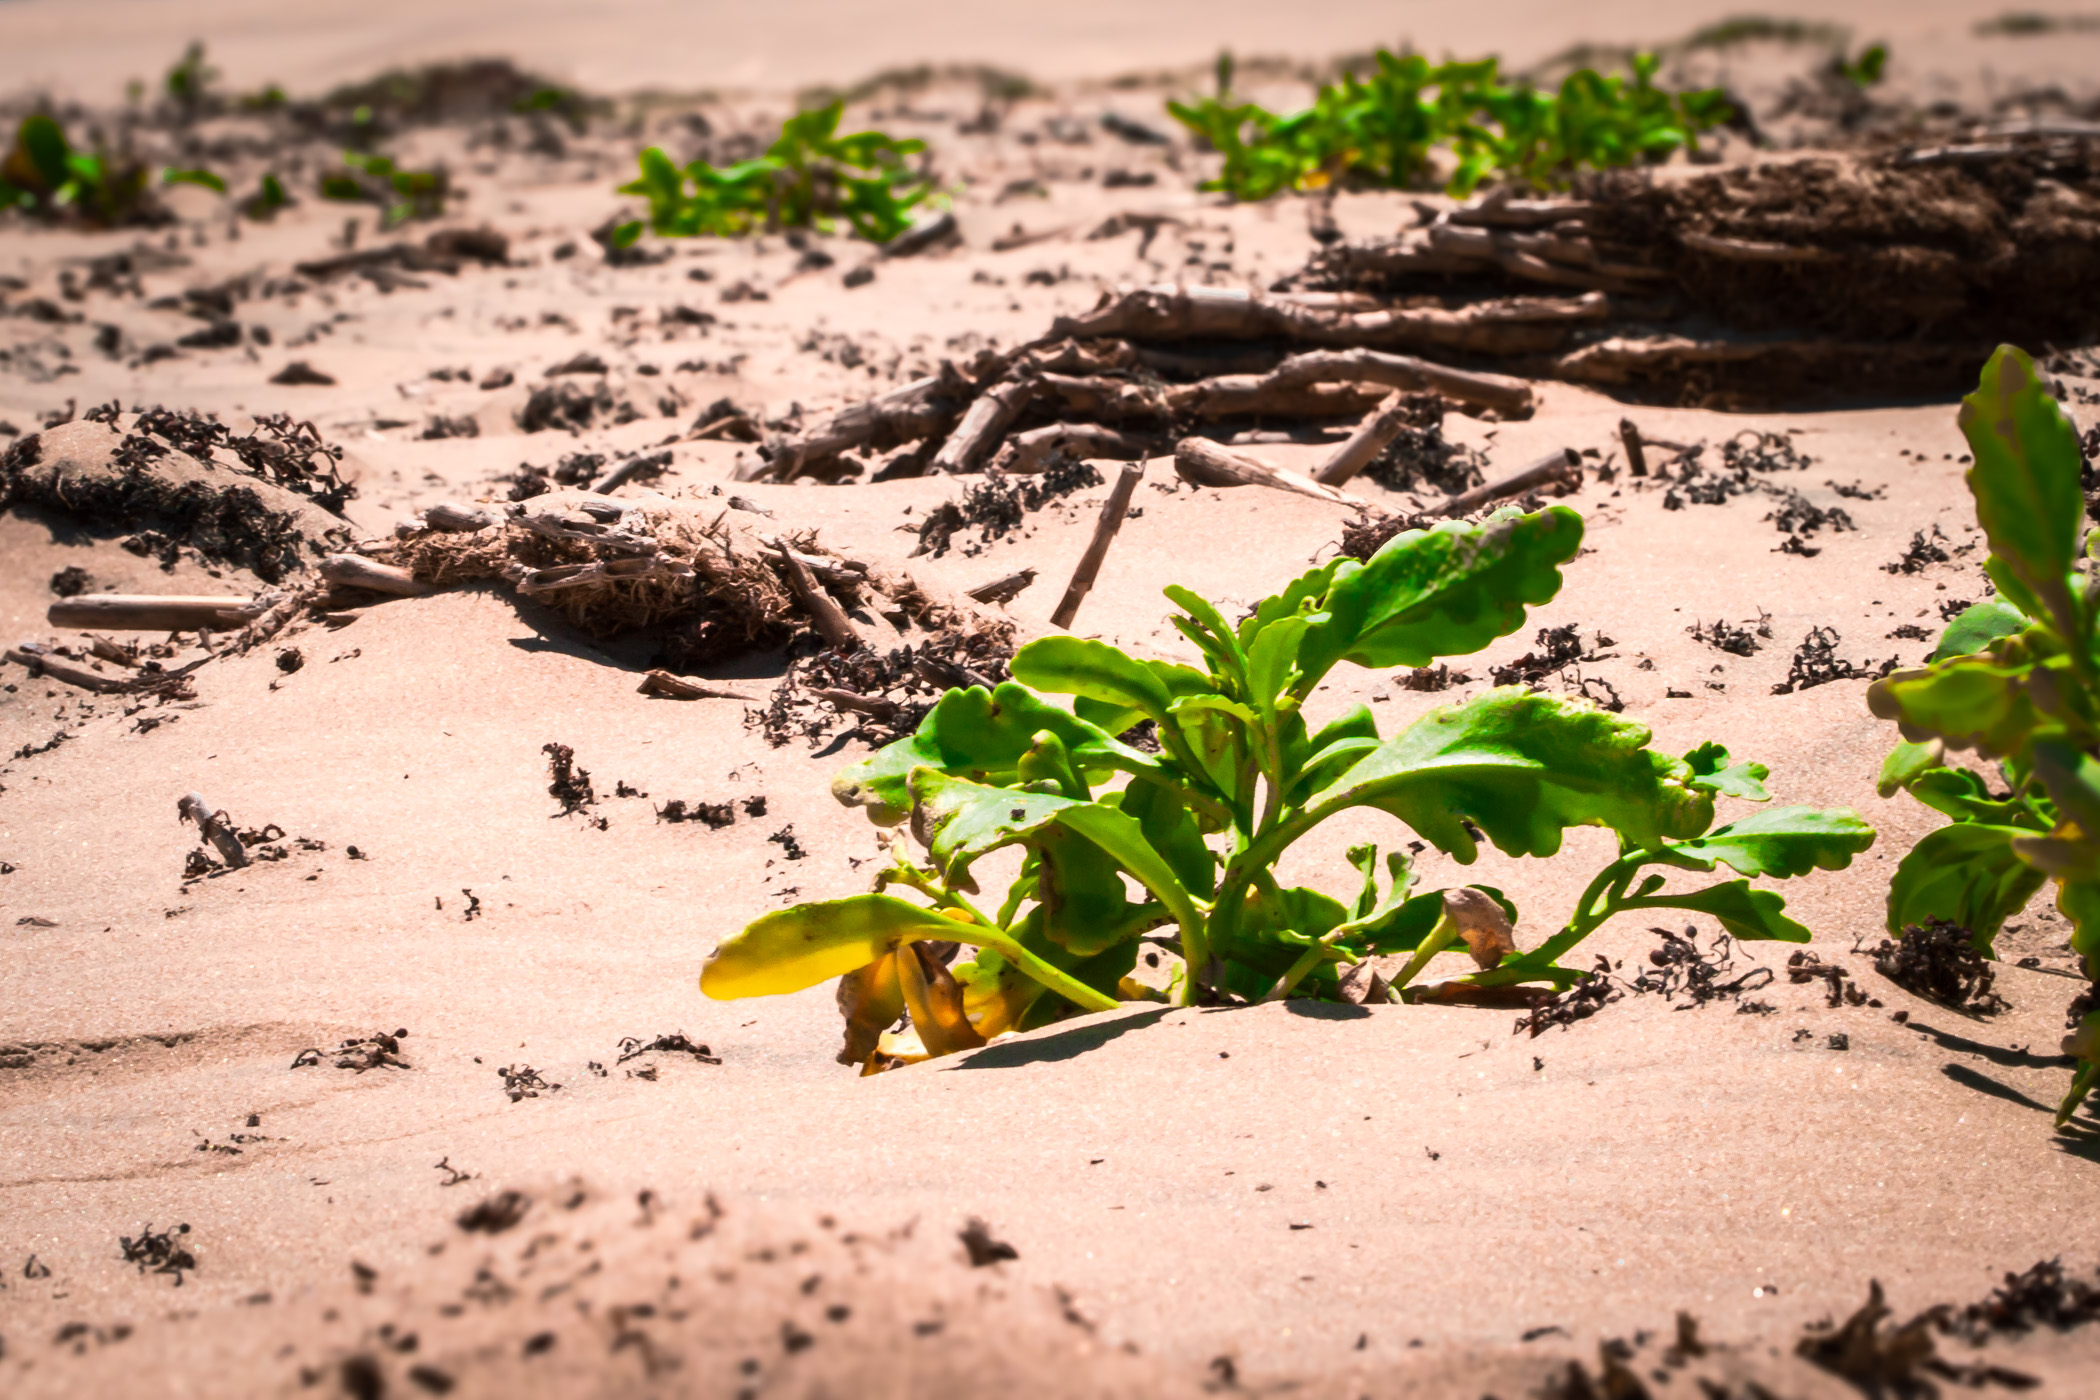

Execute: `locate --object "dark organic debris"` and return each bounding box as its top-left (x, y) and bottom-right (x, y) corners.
top-left (616, 1032), bottom-right (721, 1066)
top-left (767, 825), bottom-right (808, 860)
top-left (291, 1028), bottom-right (412, 1072)
top-left (1632, 926), bottom-right (1776, 1007)
top-left (1399, 663), bottom-right (1472, 692)
top-left (542, 742), bottom-right (598, 816)
top-left (1772, 626), bottom-right (1896, 694)
top-left (118, 1222), bottom-right (196, 1285)
top-left (48, 565), bottom-right (93, 597)
top-left (1885, 526), bottom-right (1953, 575)
top-left (1788, 951), bottom-right (1879, 1009)
top-left (1490, 623), bottom-right (1610, 686)
top-left (456, 1190), bottom-right (532, 1234)
top-left (1514, 964), bottom-right (1621, 1038)
top-left (1360, 397), bottom-right (1486, 495)
top-left (959, 1218), bottom-right (1018, 1267)
top-left (755, 630), bottom-right (1015, 751)
top-left (911, 456), bottom-right (1104, 559)
top-left (1872, 919), bottom-right (2010, 1015)
top-left (497, 1063), bottom-right (560, 1102)
top-left (1945, 1259), bottom-right (2100, 1343)
top-left (657, 799), bottom-right (736, 827)
top-left (1688, 610), bottom-right (1771, 656)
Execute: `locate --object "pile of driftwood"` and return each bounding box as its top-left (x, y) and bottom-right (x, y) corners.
top-left (745, 140), bottom-right (2100, 488)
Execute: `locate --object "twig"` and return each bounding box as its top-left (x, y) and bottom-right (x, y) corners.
top-left (47, 595), bottom-right (260, 632)
top-left (320, 555), bottom-right (433, 597)
top-left (1617, 418), bottom-right (1648, 478)
top-left (770, 544), bottom-right (863, 651)
top-left (812, 688), bottom-right (902, 720)
top-left (988, 424), bottom-right (1156, 475)
top-left (1174, 438), bottom-right (1364, 506)
top-left (1050, 463), bottom-right (1145, 631)
top-left (1313, 390), bottom-right (1416, 487)
top-left (966, 568), bottom-right (1037, 605)
top-left (178, 793), bottom-right (248, 869)
top-left (636, 670), bottom-right (754, 701)
top-left (422, 502), bottom-right (499, 532)
top-left (1434, 449), bottom-right (1581, 516)
top-left (4, 645), bottom-right (126, 693)
top-left (931, 376), bottom-right (1038, 474)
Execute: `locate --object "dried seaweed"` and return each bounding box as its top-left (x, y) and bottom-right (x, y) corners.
top-left (1771, 626), bottom-right (1896, 694)
top-left (1871, 919), bottom-right (2010, 1014)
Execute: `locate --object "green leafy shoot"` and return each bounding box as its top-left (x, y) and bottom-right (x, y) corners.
top-left (1867, 345), bottom-right (2100, 1128)
top-left (1167, 49), bottom-right (1733, 200)
top-left (165, 41), bottom-right (220, 113)
top-left (701, 505), bottom-right (1869, 1071)
top-left (1835, 43), bottom-right (1890, 88)
top-left (0, 114), bottom-right (206, 226)
top-left (614, 99), bottom-right (935, 247)
top-left (320, 151), bottom-right (448, 227)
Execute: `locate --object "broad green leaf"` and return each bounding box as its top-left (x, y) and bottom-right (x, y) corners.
top-left (1238, 556), bottom-right (1351, 646)
top-left (831, 682), bottom-right (1156, 820)
top-left (1630, 879), bottom-right (1810, 942)
top-left (1958, 346), bottom-right (2084, 632)
top-left (1885, 823), bottom-right (2049, 945)
top-left (1115, 778), bottom-right (1217, 896)
top-left (1031, 823), bottom-right (1163, 957)
top-left (1931, 599), bottom-right (2031, 662)
top-left (1866, 655), bottom-right (2041, 757)
top-left (2014, 742), bottom-right (2100, 881)
top-left (1245, 615), bottom-right (1310, 718)
top-left (162, 167), bottom-right (226, 192)
top-left (702, 893), bottom-right (966, 998)
top-left (1293, 506), bottom-right (1584, 692)
top-left (1164, 585), bottom-right (1250, 686)
top-left (1289, 703), bottom-right (1384, 803)
top-left (1011, 636), bottom-right (1176, 722)
top-left (1651, 805), bottom-right (1875, 879)
top-left (1306, 688), bottom-right (1712, 861)
top-left (1905, 766), bottom-right (2039, 826)
top-left (1684, 742), bottom-right (1771, 801)
top-left (1877, 740), bottom-right (1945, 797)
top-left (910, 770), bottom-right (1204, 943)
top-left (19, 114), bottom-right (70, 191)
top-left (2060, 879), bottom-right (2100, 973)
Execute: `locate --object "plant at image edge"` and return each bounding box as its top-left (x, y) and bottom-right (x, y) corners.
top-left (1168, 50), bottom-right (1733, 200)
top-left (1870, 345), bottom-right (2100, 1126)
top-left (0, 114), bottom-right (225, 225)
top-left (701, 506), bottom-right (1874, 1069)
top-left (612, 99), bottom-right (934, 246)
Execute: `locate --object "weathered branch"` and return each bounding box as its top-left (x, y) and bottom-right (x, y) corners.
top-left (1312, 391), bottom-right (1418, 488)
top-left (769, 543), bottom-right (863, 650)
top-left (1050, 464), bottom-right (1145, 631)
top-left (1435, 449), bottom-right (1581, 516)
top-left (1168, 349), bottom-right (1533, 419)
top-left (1174, 438), bottom-right (1364, 506)
top-left (637, 670), bottom-right (755, 701)
top-left (931, 375), bottom-right (1038, 474)
top-left (4, 644), bottom-right (126, 693)
top-left (48, 595), bottom-right (261, 632)
top-left (178, 793), bottom-right (249, 869)
top-left (320, 555), bottom-right (434, 597)
top-left (987, 424), bottom-right (1159, 475)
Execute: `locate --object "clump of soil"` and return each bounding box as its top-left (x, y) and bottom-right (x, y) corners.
top-left (1871, 919), bottom-right (2011, 1014)
top-left (1771, 626), bottom-right (1896, 694)
top-left (911, 455), bottom-right (1103, 558)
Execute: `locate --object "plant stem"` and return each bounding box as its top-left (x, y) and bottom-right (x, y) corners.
top-left (1388, 911), bottom-right (1460, 991)
top-left (982, 935), bottom-right (1123, 1015)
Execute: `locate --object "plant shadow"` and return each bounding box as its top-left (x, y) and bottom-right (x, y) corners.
top-left (945, 1007), bottom-right (1173, 1071)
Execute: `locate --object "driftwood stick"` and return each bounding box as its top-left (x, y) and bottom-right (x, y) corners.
top-left (1313, 391), bottom-right (1416, 487)
top-left (48, 595), bottom-right (260, 632)
top-left (1174, 438), bottom-right (1364, 506)
top-left (320, 555), bottom-right (434, 597)
top-left (1435, 449), bottom-right (1582, 517)
top-left (1050, 464), bottom-right (1145, 631)
top-left (5, 645), bottom-right (127, 693)
top-left (423, 501), bottom-right (500, 532)
top-left (812, 688), bottom-right (903, 721)
top-left (770, 544), bottom-right (863, 651)
top-left (988, 424), bottom-right (1157, 475)
top-left (931, 376), bottom-right (1038, 474)
top-left (1618, 418), bottom-right (1648, 478)
top-left (966, 568), bottom-right (1037, 605)
top-left (636, 670), bottom-right (755, 701)
top-left (178, 792), bottom-right (249, 869)
top-left (1258, 349), bottom-right (1535, 416)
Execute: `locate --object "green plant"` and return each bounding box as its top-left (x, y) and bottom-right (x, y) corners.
top-left (1167, 49), bottom-right (1733, 200)
top-left (165, 40), bottom-right (219, 114)
top-left (242, 172), bottom-right (290, 220)
top-left (1869, 345), bottom-right (2100, 1126)
top-left (0, 114), bottom-right (205, 226)
top-left (701, 506), bottom-right (1871, 1068)
top-left (1834, 42), bottom-right (1890, 88)
top-left (613, 99), bottom-right (934, 247)
top-left (320, 151), bottom-right (447, 227)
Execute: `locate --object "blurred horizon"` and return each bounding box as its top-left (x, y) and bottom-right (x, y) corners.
top-left (0, 0), bottom-right (2020, 102)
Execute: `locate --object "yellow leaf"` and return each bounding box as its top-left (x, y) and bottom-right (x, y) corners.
top-left (701, 893), bottom-right (960, 999)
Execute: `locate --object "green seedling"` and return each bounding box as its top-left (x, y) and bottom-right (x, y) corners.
top-left (165, 41), bottom-right (219, 114)
top-left (613, 98), bottom-right (934, 247)
top-left (319, 151), bottom-right (446, 227)
top-left (702, 506), bottom-right (1870, 1068)
top-left (1835, 43), bottom-right (1890, 88)
top-left (0, 114), bottom-right (221, 225)
top-left (1168, 49), bottom-right (1732, 199)
top-left (1869, 345), bottom-right (2100, 1127)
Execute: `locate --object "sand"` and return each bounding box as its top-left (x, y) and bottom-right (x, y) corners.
top-left (5, 9), bottom-right (2100, 1397)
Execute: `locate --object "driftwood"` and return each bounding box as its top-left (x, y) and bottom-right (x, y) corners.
top-left (931, 376), bottom-right (1038, 475)
top-left (4, 644), bottom-right (126, 693)
top-left (769, 543), bottom-right (862, 651)
top-left (761, 370), bottom-right (967, 481)
top-left (422, 502), bottom-right (500, 532)
top-left (1434, 449), bottom-right (1582, 517)
top-left (1313, 391), bottom-right (1416, 488)
top-left (987, 424), bottom-right (1157, 475)
top-left (1050, 464), bottom-right (1145, 631)
top-left (178, 793), bottom-right (249, 869)
top-left (1174, 439), bottom-right (1364, 506)
top-left (636, 669), bottom-right (755, 701)
top-left (321, 555), bottom-right (434, 597)
top-left (812, 688), bottom-right (903, 721)
top-left (966, 568), bottom-right (1038, 605)
top-left (48, 595), bottom-right (260, 632)
top-left (1166, 348), bottom-right (1534, 419)
top-left (1618, 418), bottom-right (1648, 477)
